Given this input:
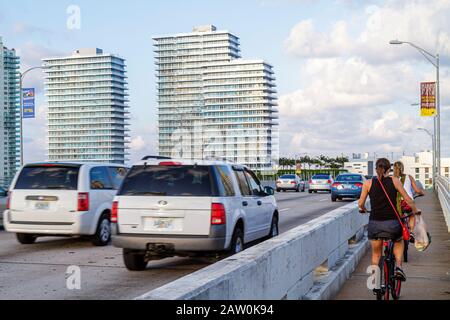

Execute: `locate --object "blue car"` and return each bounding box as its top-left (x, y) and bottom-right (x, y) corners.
top-left (331, 173), bottom-right (366, 202)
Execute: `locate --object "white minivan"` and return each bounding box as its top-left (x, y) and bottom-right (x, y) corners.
top-left (112, 158), bottom-right (279, 271)
top-left (4, 162), bottom-right (128, 246)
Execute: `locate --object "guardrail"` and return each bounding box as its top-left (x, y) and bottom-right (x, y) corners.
top-left (436, 175), bottom-right (450, 232)
top-left (136, 202), bottom-right (369, 300)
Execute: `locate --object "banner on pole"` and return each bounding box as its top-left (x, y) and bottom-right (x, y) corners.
top-left (420, 82), bottom-right (436, 117)
top-left (22, 88), bottom-right (35, 119)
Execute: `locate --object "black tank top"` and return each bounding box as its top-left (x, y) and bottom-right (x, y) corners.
top-left (369, 176), bottom-right (398, 221)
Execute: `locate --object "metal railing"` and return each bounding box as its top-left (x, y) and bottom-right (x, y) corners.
top-left (436, 175), bottom-right (450, 232)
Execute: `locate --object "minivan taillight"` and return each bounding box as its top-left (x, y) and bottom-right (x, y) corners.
top-left (6, 191), bottom-right (11, 210)
top-left (211, 203), bottom-right (226, 225)
top-left (111, 201), bottom-right (118, 223)
top-left (77, 193), bottom-right (89, 211)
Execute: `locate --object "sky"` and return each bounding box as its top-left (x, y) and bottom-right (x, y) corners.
top-left (0, 0), bottom-right (449, 164)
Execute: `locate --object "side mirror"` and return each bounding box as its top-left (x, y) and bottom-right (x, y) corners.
top-left (264, 186), bottom-right (275, 196)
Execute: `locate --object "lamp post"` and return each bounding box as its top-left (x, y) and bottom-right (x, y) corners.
top-left (389, 39), bottom-right (441, 183)
top-left (418, 128), bottom-right (436, 189)
top-left (19, 66), bottom-right (43, 166)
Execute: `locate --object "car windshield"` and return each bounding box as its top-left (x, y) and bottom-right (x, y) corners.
top-left (119, 165), bottom-right (213, 197)
top-left (280, 175), bottom-right (296, 179)
top-left (312, 174), bottom-right (330, 180)
top-left (14, 165), bottom-right (80, 190)
top-left (336, 175), bottom-right (363, 182)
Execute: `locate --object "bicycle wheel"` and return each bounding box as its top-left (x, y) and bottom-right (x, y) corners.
top-left (378, 256), bottom-right (389, 300)
top-left (391, 261), bottom-right (402, 300)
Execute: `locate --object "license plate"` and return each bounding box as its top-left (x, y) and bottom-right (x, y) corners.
top-left (153, 218), bottom-right (174, 230)
top-left (35, 202), bottom-right (50, 210)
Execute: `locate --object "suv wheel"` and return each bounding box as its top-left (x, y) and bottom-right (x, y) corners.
top-left (296, 185), bottom-right (300, 192)
top-left (268, 215), bottom-right (279, 239)
top-left (16, 233), bottom-right (36, 244)
top-left (123, 249), bottom-right (148, 271)
top-left (91, 214), bottom-right (111, 246)
top-left (230, 227), bottom-right (244, 255)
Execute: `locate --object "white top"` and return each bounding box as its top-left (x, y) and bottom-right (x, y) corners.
top-left (402, 175), bottom-right (414, 199)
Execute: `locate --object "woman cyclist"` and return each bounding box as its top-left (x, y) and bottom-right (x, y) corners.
top-left (358, 158), bottom-right (419, 285)
top-left (393, 161), bottom-right (424, 239)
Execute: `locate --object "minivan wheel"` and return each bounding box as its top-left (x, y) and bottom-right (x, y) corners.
top-left (230, 228), bottom-right (244, 255)
top-left (268, 215), bottom-right (279, 239)
top-left (123, 249), bottom-right (148, 271)
top-left (91, 214), bottom-right (111, 246)
top-left (16, 233), bottom-right (36, 244)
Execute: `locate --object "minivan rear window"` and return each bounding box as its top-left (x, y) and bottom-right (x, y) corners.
top-left (118, 165), bottom-right (213, 197)
top-left (14, 165), bottom-right (80, 190)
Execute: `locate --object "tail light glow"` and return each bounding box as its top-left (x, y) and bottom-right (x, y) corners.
top-left (211, 203), bottom-right (226, 225)
top-left (159, 161), bottom-right (182, 166)
top-left (6, 191), bottom-right (11, 210)
top-left (77, 192), bottom-right (89, 211)
top-left (332, 182), bottom-right (342, 188)
top-left (111, 201), bottom-right (118, 223)
top-left (355, 182), bottom-right (363, 188)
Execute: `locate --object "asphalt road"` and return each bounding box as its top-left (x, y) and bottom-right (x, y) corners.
top-left (0, 191), bottom-right (351, 300)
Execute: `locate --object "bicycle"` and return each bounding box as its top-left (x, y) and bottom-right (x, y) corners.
top-left (360, 209), bottom-right (403, 300)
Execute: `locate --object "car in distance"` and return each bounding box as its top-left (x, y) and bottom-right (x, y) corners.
top-left (3, 162), bottom-right (128, 246)
top-left (276, 174), bottom-right (305, 192)
top-left (0, 187), bottom-right (7, 228)
top-left (112, 158), bottom-right (279, 271)
top-left (308, 174), bottom-right (334, 193)
top-left (331, 173), bottom-right (366, 202)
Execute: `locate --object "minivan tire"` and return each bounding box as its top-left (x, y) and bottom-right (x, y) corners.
top-left (16, 233), bottom-right (36, 244)
top-left (268, 215), bottom-right (279, 239)
top-left (91, 213), bottom-right (111, 246)
top-left (123, 249), bottom-right (148, 271)
top-left (229, 227), bottom-right (244, 255)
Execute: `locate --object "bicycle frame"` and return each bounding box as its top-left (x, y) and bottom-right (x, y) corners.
top-left (376, 239), bottom-right (402, 300)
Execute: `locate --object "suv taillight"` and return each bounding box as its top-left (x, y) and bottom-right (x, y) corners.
top-left (211, 203), bottom-right (226, 225)
top-left (77, 193), bottom-right (89, 211)
top-left (327, 180), bottom-right (332, 184)
top-left (111, 201), bottom-right (118, 223)
top-left (6, 191), bottom-right (11, 210)
top-left (309, 179), bottom-right (313, 184)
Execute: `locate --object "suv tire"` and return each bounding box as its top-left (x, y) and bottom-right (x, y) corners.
top-left (16, 233), bottom-right (36, 244)
top-left (123, 249), bottom-right (148, 271)
top-left (229, 227), bottom-right (244, 255)
top-left (91, 213), bottom-right (111, 246)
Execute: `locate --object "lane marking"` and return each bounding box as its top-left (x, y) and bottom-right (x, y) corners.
top-left (319, 199), bottom-right (328, 202)
top-left (279, 208), bottom-right (291, 212)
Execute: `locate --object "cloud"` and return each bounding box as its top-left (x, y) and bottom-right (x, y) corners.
top-left (285, 0), bottom-right (450, 64)
top-left (280, 0), bottom-right (450, 158)
top-left (128, 126), bottom-right (158, 164)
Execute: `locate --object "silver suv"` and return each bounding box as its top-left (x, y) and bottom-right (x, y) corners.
top-left (112, 158), bottom-right (279, 271)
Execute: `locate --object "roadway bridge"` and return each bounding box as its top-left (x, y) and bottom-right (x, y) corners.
top-left (0, 177), bottom-right (448, 300)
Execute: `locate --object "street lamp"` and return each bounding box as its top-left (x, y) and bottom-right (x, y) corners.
top-left (389, 39), bottom-right (441, 183)
top-left (19, 66), bottom-right (43, 166)
top-left (418, 127), bottom-right (436, 189)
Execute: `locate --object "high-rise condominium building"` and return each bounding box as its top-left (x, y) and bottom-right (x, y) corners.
top-left (154, 25), bottom-right (279, 171)
top-left (0, 37), bottom-right (21, 187)
top-left (43, 48), bottom-right (129, 164)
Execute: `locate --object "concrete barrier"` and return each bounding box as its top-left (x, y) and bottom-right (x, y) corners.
top-left (436, 176), bottom-right (450, 232)
top-left (136, 202), bottom-right (369, 300)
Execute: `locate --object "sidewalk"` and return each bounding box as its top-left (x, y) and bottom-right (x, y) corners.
top-left (335, 191), bottom-right (450, 300)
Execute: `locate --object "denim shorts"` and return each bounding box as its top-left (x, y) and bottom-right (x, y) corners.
top-left (368, 219), bottom-right (403, 241)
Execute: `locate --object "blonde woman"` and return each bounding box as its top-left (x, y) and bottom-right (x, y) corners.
top-left (393, 161), bottom-right (424, 237)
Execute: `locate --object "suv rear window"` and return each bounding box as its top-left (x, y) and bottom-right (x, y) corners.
top-left (119, 165), bottom-right (214, 197)
top-left (312, 174), bottom-right (330, 180)
top-left (14, 165), bottom-right (80, 190)
top-left (280, 175), bottom-right (296, 179)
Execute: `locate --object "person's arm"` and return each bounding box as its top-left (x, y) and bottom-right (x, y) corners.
top-left (409, 175), bottom-right (424, 195)
top-left (392, 177), bottom-right (419, 214)
top-left (358, 180), bottom-right (370, 213)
